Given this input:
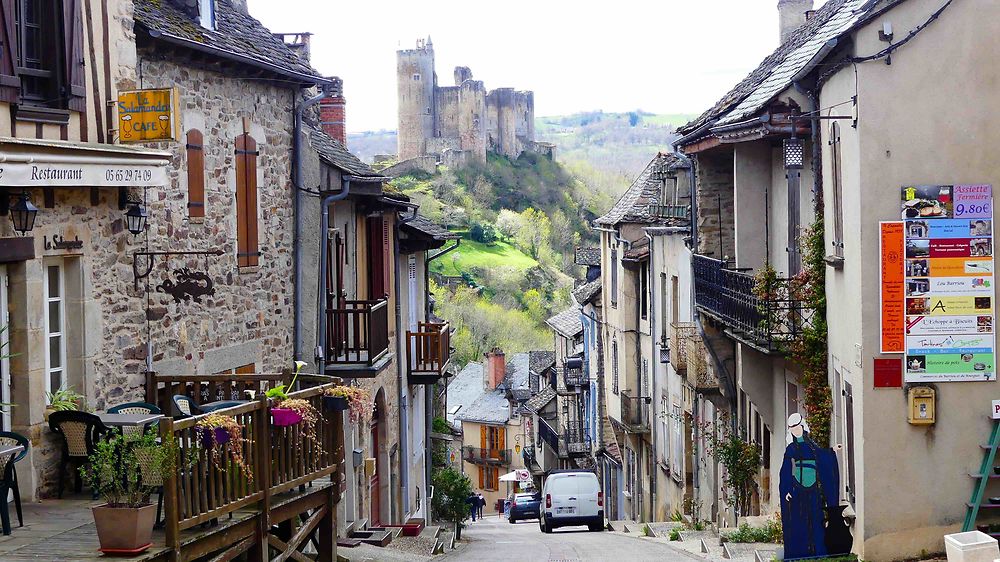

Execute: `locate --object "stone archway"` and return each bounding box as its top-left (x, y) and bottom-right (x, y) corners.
top-left (369, 388), bottom-right (388, 525)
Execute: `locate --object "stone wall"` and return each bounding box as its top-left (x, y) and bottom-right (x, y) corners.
top-left (396, 46), bottom-right (436, 161)
top-left (694, 149), bottom-right (735, 259)
top-left (382, 156), bottom-right (438, 178)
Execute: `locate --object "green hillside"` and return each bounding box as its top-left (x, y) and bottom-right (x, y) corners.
top-left (430, 236), bottom-right (538, 278)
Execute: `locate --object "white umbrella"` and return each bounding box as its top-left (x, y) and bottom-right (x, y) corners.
top-left (499, 471), bottom-right (520, 482)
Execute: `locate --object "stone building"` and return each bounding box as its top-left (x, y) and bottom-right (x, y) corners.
top-left (396, 38), bottom-right (536, 164)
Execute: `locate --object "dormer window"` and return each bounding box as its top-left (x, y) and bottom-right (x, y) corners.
top-left (199, 0), bottom-right (215, 30)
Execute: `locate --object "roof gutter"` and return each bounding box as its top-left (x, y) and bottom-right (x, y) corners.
top-left (143, 27), bottom-right (333, 86)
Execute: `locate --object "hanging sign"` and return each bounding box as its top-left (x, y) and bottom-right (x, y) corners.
top-left (902, 185), bottom-right (995, 382)
top-left (117, 88), bottom-right (181, 143)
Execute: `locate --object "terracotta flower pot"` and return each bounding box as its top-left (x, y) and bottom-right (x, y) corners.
top-left (200, 427), bottom-right (231, 448)
top-left (271, 408), bottom-right (303, 427)
top-left (92, 503), bottom-right (157, 553)
top-left (323, 395), bottom-right (349, 412)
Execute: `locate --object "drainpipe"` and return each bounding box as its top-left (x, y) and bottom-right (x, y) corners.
top-left (392, 202), bottom-right (419, 520)
top-left (316, 177), bottom-right (352, 375)
top-left (294, 87), bottom-right (333, 366)
top-left (424, 235), bottom-right (460, 518)
top-left (644, 229), bottom-right (658, 522)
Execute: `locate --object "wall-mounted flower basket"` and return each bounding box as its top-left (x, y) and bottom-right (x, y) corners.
top-left (323, 395), bottom-right (349, 412)
top-left (200, 426), bottom-right (231, 448)
top-left (271, 408), bottom-right (303, 427)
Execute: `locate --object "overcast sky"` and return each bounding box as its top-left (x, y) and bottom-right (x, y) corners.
top-left (247, 0), bottom-right (825, 133)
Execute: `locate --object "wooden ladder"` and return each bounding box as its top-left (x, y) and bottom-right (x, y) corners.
top-left (963, 418), bottom-right (1000, 532)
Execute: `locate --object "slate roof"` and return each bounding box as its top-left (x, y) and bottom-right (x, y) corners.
top-left (524, 387), bottom-right (556, 413)
top-left (572, 278), bottom-right (602, 305)
top-left (623, 238), bottom-right (650, 261)
top-left (502, 353), bottom-right (531, 402)
top-left (306, 125), bottom-right (382, 178)
top-left (593, 152), bottom-right (688, 227)
top-left (455, 389), bottom-right (510, 425)
top-left (574, 247), bottom-right (601, 267)
top-left (546, 308), bottom-right (583, 339)
top-left (402, 215), bottom-right (461, 241)
top-left (528, 351), bottom-right (555, 376)
top-left (134, 0), bottom-right (326, 84)
top-left (446, 362), bottom-right (485, 427)
top-left (678, 0), bottom-right (865, 137)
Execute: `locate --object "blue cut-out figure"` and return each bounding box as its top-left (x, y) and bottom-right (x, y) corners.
top-left (780, 413), bottom-right (842, 560)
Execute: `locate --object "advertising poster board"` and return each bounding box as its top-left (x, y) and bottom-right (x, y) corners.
top-left (880, 222), bottom-right (905, 353)
top-left (902, 185), bottom-right (995, 382)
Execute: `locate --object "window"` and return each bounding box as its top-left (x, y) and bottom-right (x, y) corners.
top-left (198, 0), bottom-right (215, 29)
top-left (610, 247), bottom-right (618, 308)
top-left (44, 262), bottom-right (66, 397)
top-left (479, 465), bottom-right (499, 491)
top-left (830, 122), bottom-right (844, 258)
top-left (659, 394), bottom-right (669, 465)
top-left (186, 129), bottom-right (205, 218)
top-left (412, 73), bottom-right (421, 81)
top-left (844, 381), bottom-right (856, 504)
top-left (671, 404), bottom-right (683, 479)
top-left (639, 263), bottom-right (648, 320)
top-left (660, 273), bottom-right (668, 343)
top-left (366, 214), bottom-right (391, 299)
top-left (611, 340), bottom-right (619, 395)
top-left (235, 133), bottom-right (259, 267)
top-left (3, 0), bottom-right (84, 110)
top-left (641, 358), bottom-right (649, 397)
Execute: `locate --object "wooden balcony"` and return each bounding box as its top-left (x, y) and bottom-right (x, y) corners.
top-left (325, 298), bottom-right (391, 377)
top-left (145, 372), bottom-right (288, 415)
top-left (462, 446), bottom-right (511, 465)
top-left (406, 322), bottom-right (451, 384)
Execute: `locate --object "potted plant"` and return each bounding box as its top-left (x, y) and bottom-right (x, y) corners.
top-left (195, 414), bottom-right (253, 479)
top-left (45, 387), bottom-right (84, 420)
top-left (79, 432), bottom-right (176, 553)
top-left (323, 385), bottom-right (372, 423)
top-left (265, 361), bottom-right (323, 449)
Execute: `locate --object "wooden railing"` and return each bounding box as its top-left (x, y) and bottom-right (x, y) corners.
top-left (406, 322), bottom-right (450, 380)
top-left (325, 298), bottom-right (390, 367)
top-left (146, 372), bottom-right (288, 414)
top-left (159, 384), bottom-right (341, 551)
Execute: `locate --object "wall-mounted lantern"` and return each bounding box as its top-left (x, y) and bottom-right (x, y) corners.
top-left (9, 190), bottom-right (39, 235)
top-left (124, 202), bottom-right (148, 236)
top-left (783, 136), bottom-right (805, 170)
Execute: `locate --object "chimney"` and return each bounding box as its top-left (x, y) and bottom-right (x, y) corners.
top-left (319, 77), bottom-right (347, 145)
top-left (484, 348), bottom-right (506, 390)
top-left (229, 0), bottom-right (249, 14)
top-left (777, 0), bottom-right (814, 44)
top-left (276, 32), bottom-right (312, 64)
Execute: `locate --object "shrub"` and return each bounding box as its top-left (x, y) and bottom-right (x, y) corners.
top-left (669, 528), bottom-right (681, 541)
top-left (432, 467), bottom-right (474, 540)
top-left (722, 515), bottom-right (782, 543)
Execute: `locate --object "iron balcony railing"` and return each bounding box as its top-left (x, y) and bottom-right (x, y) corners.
top-left (406, 321), bottom-right (451, 382)
top-left (563, 421), bottom-right (592, 455)
top-left (692, 254), bottom-right (814, 353)
top-left (648, 204), bottom-right (690, 220)
top-left (563, 366), bottom-right (589, 388)
top-left (325, 298), bottom-right (390, 368)
top-left (462, 446), bottom-right (511, 465)
top-left (620, 390), bottom-right (650, 433)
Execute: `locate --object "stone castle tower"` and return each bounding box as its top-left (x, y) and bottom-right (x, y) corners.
top-left (396, 38), bottom-right (536, 164)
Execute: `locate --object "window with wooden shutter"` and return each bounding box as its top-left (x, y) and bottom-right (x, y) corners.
top-left (186, 130), bottom-right (205, 218)
top-left (62, 0), bottom-right (86, 111)
top-left (5, 0), bottom-right (82, 109)
top-left (235, 133), bottom-right (259, 267)
top-left (366, 215), bottom-right (389, 298)
top-left (497, 427), bottom-right (505, 453)
top-left (0, 2), bottom-right (18, 103)
top-left (478, 466), bottom-right (484, 489)
top-left (480, 425), bottom-right (487, 450)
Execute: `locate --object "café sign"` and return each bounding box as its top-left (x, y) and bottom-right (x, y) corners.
top-left (117, 88), bottom-right (180, 143)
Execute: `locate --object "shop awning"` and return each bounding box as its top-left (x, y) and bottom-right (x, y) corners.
top-left (499, 469), bottom-right (531, 482)
top-left (0, 137), bottom-right (171, 188)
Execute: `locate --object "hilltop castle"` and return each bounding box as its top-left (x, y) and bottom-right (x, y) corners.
top-left (396, 37), bottom-right (543, 165)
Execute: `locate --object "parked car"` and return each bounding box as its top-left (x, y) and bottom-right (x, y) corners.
top-left (538, 470), bottom-right (603, 533)
top-left (508, 492), bottom-right (541, 523)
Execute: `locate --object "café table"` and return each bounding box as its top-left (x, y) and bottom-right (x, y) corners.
top-left (199, 399), bottom-right (250, 413)
top-left (99, 412), bottom-right (164, 435)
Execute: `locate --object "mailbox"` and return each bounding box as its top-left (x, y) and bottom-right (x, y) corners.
top-left (908, 386), bottom-right (936, 425)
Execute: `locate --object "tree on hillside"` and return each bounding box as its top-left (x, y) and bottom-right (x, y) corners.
top-left (496, 209), bottom-right (522, 240)
top-left (515, 208), bottom-right (551, 259)
top-left (432, 467), bottom-right (473, 540)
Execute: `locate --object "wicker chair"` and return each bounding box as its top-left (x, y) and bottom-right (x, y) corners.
top-left (0, 432), bottom-right (27, 535)
top-left (108, 402), bottom-right (162, 436)
top-left (134, 445), bottom-right (165, 528)
top-left (48, 411), bottom-right (108, 498)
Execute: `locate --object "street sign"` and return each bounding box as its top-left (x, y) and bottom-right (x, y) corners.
top-left (992, 400), bottom-right (1000, 419)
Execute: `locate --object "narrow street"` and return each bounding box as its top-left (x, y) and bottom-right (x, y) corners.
top-left (439, 516), bottom-right (702, 561)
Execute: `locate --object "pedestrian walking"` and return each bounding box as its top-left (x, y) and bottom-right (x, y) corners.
top-left (467, 494), bottom-right (478, 522)
top-left (477, 493), bottom-right (485, 519)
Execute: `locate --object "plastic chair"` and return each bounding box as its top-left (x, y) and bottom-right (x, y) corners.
top-left (108, 402), bottom-right (162, 436)
top-left (0, 432), bottom-right (27, 535)
top-left (200, 400), bottom-right (244, 413)
top-left (47, 411), bottom-right (108, 498)
top-left (134, 445), bottom-right (165, 529)
top-left (171, 395), bottom-right (202, 419)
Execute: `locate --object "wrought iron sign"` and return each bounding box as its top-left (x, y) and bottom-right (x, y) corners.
top-left (156, 267), bottom-right (215, 304)
top-left (43, 234), bottom-right (83, 250)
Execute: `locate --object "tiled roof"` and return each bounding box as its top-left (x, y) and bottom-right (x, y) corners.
top-left (306, 125), bottom-right (382, 178)
top-left (528, 351), bottom-right (555, 376)
top-left (715, 0), bottom-right (871, 127)
top-left (593, 152), bottom-right (688, 227)
top-left (623, 239), bottom-right (650, 261)
top-left (501, 353), bottom-right (531, 395)
top-left (575, 247), bottom-right (601, 267)
top-left (524, 387), bottom-right (556, 413)
top-left (572, 278), bottom-right (601, 305)
top-left (402, 215), bottom-right (461, 241)
top-left (455, 389), bottom-right (509, 425)
top-left (134, 0), bottom-right (325, 84)
top-left (678, 0), bottom-right (862, 137)
top-left (546, 308), bottom-right (583, 339)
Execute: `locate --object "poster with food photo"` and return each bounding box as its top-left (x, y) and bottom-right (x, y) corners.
top-left (902, 185), bottom-right (953, 219)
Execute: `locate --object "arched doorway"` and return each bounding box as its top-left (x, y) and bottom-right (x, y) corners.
top-left (369, 388), bottom-right (387, 525)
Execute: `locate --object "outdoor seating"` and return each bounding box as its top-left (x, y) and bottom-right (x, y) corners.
top-left (171, 395), bottom-right (202, 419)
top-left (0, 431), bottom-right (28, 535)
top-left (199, 400), bottom-right (247, 413)
top-left (134, 444), bottom-right (165, 529)
top-left (108, 402), bottom-right (162, 435)
top-left (47, 411), bottom-right (108, 499)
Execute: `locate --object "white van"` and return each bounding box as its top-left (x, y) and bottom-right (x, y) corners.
top-left (538, 470), bottom-right (604, 533)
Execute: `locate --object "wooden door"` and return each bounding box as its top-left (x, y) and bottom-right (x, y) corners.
top-left (370, 418), bottom-right (381, 526)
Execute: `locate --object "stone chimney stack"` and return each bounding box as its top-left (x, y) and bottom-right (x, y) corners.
top-left (320, 77), bottom-right (347, 145)
top-left (484, 348), bottom-right (506, 390)
top-left (778, 0), bottom-right (814, 44)
top-left (230, 0), bottom-right (249, 14)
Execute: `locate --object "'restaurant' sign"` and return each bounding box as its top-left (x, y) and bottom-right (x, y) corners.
top-left (901, 185), bottom-right (995, 383)
top-left (117, 88), bottom-right (180, 143)
top-left (0, 162), bottom-right (167, 187)
top-left (880, 221), bottom-right (905, 353)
